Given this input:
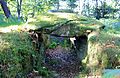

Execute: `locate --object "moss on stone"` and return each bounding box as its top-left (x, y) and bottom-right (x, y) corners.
top-left (27, 13), bottom-right (104, 37)
top-left (86, 31), bottom-right (120, 71)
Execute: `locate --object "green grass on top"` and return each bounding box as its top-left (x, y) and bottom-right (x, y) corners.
top-left (0, 14), bottom-right (23, 27)
top-left (27, 12), bottom-right (104, 30)
top-left (27, 13), bottom-right (76, 27)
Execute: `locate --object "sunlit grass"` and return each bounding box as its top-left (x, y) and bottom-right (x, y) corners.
top-left (0, 24), bottom-right (26, 33)
top-left (0, 14), bottom-right (23, 27)
top-left (26, 12), bottom-right (104, 32)
top-left (50, 12), bottom-right (78, 20)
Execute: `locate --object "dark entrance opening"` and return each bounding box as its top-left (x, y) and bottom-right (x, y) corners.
top-left (29, 30), bottom-right (88, 78)
top-left (44, 35), bottom-right (88, 78)
top-left (74, 35), bottom-right (88, 61)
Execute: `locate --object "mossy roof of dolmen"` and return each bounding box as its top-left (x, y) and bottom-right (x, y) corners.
top-left (28, 13), bottom-right (104, 28)
top-left (28, 13), bottom-right (104, 36)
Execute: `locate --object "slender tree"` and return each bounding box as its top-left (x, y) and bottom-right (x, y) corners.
top-left (16, 0), bottom-right (22, 20)
top-left (112, 0), bottom-right (119, 18)
top-left (56, 0), bottom-right (59, 11)
top-left (67, 0), bottom-right (77, 11)
top-left (100, 0), bottom-right (106, 18)
top-left (0, 0), bottom-right (11, 18)
top-left (51, 0), bottom-right (60, 11)
top-left (95, 0), bottom-right (100, 20)
top-left (86, 0), bottom-right (90, 16)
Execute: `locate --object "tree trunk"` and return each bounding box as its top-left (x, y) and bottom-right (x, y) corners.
top-left (32, 0), bottom-right (37, 17)
top-left (95, 0), bottom-right (100, 20)
top-left (86, 0), bottom-right (90, 16)
top-left (101, 0), bottom-right (106, 18)
top-left (78, 0), bottom-right (81, 14)
top-left (81, 0), bottom-right (86, 15)
top-left (16, 0), bottom-right (22, 21)
top-left (101, 3), bottom-right (105, 18)
top-left (56, 0), bottom-right (59, 11)
top-left (112, 0), bottom-right (118, 19)
top-left (0, 0), bottom-right (11, 18)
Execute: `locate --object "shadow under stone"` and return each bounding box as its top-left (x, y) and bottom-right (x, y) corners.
top-left (44, 35), bottom-right (88, 78)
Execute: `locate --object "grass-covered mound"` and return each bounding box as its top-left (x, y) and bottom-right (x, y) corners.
top-left (82, 31), bottom-right (120, 75)
top-left (0, 32), bottom-right (34, 77)
top-left (0, 32), bottom-right (52, 78)
top-left (76, 18), bottom-right (120, 77)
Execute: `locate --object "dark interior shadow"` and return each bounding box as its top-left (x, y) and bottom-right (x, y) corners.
top-left (74, 35), bottom-right (88, 61)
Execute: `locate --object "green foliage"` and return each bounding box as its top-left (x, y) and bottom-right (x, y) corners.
top-left (67, 0), bottom-right (77, 10)
top-left (62, 39), bottom-right (68, 47)
top-left (88, 35), bottom-right (97, 43)
top-left (37, 66), bottom-right (54, 77)
top-left (48, 42), bottom-right (57, 49)
top-left (0, 0), bottom-right (52, 22)
top-left (100, 18), bottom-right (120, 34)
